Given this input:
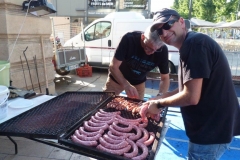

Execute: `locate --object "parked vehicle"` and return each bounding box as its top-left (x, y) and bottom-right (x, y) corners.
top-left (52, 48), bottom-right (86, 75)
top-left (64, 12), bottom-right (180, 74)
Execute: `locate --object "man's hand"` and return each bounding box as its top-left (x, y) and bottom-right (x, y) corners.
top-left (139, 100), bottom-right (162, 122)
top-left (124, 84), bottom-right (139, 99)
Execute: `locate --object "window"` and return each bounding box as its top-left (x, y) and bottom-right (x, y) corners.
top-left (84, 22), bottom-right (111, 41)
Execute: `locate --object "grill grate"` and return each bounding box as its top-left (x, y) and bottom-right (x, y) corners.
top-left (0, 92), bottom-right (114, 138)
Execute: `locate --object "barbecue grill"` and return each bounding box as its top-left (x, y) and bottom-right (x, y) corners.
top-left (0, 91), bottom-right (168, 160)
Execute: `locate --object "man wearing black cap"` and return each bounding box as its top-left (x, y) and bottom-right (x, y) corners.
top-left (139, 8), bottom-right (240, 159)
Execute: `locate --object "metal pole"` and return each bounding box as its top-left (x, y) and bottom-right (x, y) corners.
top-left (20, 55), bottom-right (28, 90)
top-left (236, 0), bottom-right (240, 20)
top-left (40, 36), bottom-right (49, 95)
top-left (188, 0), bottom-right (193, 19)
top-left (22, 46), bottom-right (34, 91)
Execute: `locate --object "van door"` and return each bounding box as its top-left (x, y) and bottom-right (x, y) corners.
top-left (84, 21), bottom-right (112, 67)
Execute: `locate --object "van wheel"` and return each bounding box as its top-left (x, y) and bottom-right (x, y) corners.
top-left (56, 68), bottom-right (70, 76)
top-left (169, 61), bottom-right (177, 74)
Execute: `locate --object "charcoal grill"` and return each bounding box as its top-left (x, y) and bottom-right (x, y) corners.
top-left (0, 91), bottom-right (168, 160)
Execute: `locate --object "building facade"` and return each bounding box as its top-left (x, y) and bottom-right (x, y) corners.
top-left (51, 0), bottom-right (151, 27)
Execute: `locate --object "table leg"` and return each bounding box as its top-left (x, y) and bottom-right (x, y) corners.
top-left (7, 136), bottom-right (18, 154)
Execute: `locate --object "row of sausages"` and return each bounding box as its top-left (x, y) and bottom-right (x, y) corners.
top-left (71, 109), bottom-right (156, 159)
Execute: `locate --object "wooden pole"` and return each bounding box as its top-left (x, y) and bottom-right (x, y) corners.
top-left (40, 36), bottom-right (49, 95)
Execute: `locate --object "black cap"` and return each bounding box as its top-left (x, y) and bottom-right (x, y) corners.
top-left (150, 8), bottom-right (180, 32)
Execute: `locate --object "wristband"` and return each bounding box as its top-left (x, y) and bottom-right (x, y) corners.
top-left (156, 92), bottom-right (163, 96)
top-left (156, 102), bottom-right (165, 109)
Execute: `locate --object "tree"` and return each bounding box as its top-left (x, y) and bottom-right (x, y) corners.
top-left (172, 0), bottom-right (240, 22)
top-left (193, 0), bottom-right (215, 22)
top-left (172, 0), bottom-right (191, 19)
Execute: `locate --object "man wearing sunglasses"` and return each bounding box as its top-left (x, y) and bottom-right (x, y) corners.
top-left (139, 8), bottom-right (240, 159)
top-left (103, 26), bottom-right (170, 100)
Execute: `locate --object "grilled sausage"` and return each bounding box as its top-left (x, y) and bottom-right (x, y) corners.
top-left (94, 114), bottom-right (113, 121)
top-left (109, 125), bottom-right (134, 137)
top-left (129, 125), bottom-right (142, 141)
top-left (96, 144), bottom-right (131, 155)
top-left (91, 116), bottom-right (115, 125)
top-left (139, 121), bottom-right (148, 128)
top-left (102, 134), bottom-right (123, 144)
top-left (83, 121), bottom-right (108, 132)
top-left (112, 121), bottom-right (133, 133)
top-left (132, 142), bottom-right (149, 160)
top-left (71, 135), bottom-right (98, 147)
top-left (123, 139), bottom-right (138, 158)
top-left (107, 131), bottom-right (126, 140)
top-left (74, 130), bottom-right (101, 141)
top-left (144, 132), bottom-right (155, 146)
top-left (99, 137), bottom-right (129, 150)
top-left (78, 127), bottom-right (104, 137)
top-left (88, 119), bottom-right (106, 127)
top-left (137, 127), bottom-right (149, 143)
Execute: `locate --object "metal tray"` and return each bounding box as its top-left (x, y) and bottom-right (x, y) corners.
top-left (59, 96), bottom-right (168, 160)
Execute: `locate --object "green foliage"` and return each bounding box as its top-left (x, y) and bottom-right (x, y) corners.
top-left (172, 0), bottom-right (240, 22)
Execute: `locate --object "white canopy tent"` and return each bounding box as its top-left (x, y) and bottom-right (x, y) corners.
top-left (217, 20), bottom-right (240, 28)
top-left (190, 18), bottom-right (216, 28)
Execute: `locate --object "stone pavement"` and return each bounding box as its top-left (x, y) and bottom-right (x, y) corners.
top-left (0, 68), bottom-right (159, 160)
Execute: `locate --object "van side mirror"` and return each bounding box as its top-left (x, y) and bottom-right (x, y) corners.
top-left (108, 40), bottom-right (111, 47)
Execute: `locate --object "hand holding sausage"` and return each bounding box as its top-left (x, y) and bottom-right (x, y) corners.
top-left (139, 100), bottom-right (162, 122)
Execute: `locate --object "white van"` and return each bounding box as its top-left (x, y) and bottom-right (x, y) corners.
top-left (64, 12), bottom-right (179, 73)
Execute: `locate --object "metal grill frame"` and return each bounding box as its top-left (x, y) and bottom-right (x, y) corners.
top-left (59, 96), bottom-right (168, 160)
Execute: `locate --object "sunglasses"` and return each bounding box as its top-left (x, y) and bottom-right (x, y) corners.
top-left (156, 19), bottom-right (179, 36)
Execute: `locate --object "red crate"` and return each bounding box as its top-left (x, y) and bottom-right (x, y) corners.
top-left (76, 64), bottom-right (92, 77)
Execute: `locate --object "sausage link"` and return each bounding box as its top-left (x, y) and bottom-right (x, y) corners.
top-left (129, 125), bottom-right (142, 141)
top-left (139, 121), bottom-right (148, 128)
top-left (79, 127), bottom-right (104, 137)
top-left (91, 116), bottom-right (115, 125)
top-left (71, 135), bottom-right (98, 147)
top-left (102, 134), bottom-right (123, 144)
top-left (84, 121), bottom-right (108, 132)
top-left (112, 121), bottom-right (133, 133)
top-left (107, 131), bottom-right (126, 140)
top-left (94, 114), bottom-right (113, 121)
top-left (109, 125), bottom-right (134, 137)
top-left (137, 127), bottom-right (149, 143)
top-left (96, 144), bottom-right (131, 155)
top-left (144, 132), bottom-right (155, 146)
top-left (74, 130), bottom-right (101, 141)
top-left (132, 142), bottom-right (149, 160)
top-left (99, 137), bottom-right (128, 150)
top-left (123, 139), bottom-right (138, 158)
top-left (88, 119), bottom-right (106, 127)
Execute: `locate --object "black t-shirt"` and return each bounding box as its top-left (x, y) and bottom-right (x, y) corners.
top-left (179, 31), bottom-right (240, 144)
top-left (110, 31), bottom-right (169, 85)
